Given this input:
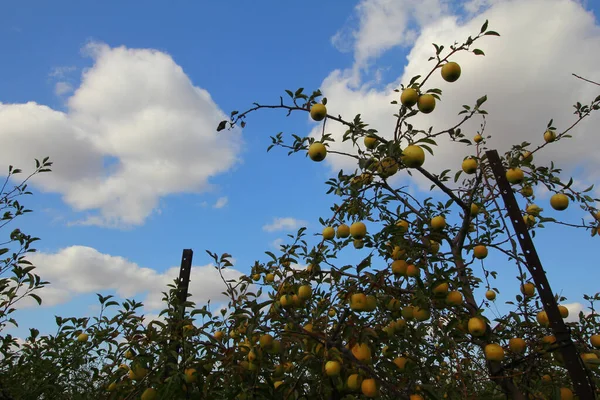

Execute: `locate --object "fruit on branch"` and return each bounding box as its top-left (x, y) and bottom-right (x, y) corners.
top-left (298, 285), bottom-right (312, 300)
top-left (391, 260), bottom-right (408, 276)
top-left (400, 88), bottom-right (419, 107)
top-left (446, 291), bottom-right (463, 306)
top-left (417, 94), bottom-right (436, 114)
top-left (377, 157), bottom-right (399, 178)
top-left (265, 273), bottom-right (275, 283)
top-left (544, 129), bottom-right (557, 143)
top-left (590, 335), bottom-right (600, 348)
top-left (522, 151), bottom-right (533, 163)
top-left (506, 168), bottom-right (524, 184)
top-left (351, 343), bottom-right (372, 362)
top-left (322, 226), bottom-right (335, 240)
top-left (401, 145), bottom-right (426, 168)
top-left (310, 104), bottom-right (327, 121)
top-left (396, 219), bottom-right (409, 232)
top-left (361, 378), bottom-right (378, 397)
top-left (462, 157), bottom-right (478, 174)
top-left (473, 245), bottom-right (488, 259)
top-left (520, 283), bottom-right (535, 297)
top-left (558, 305), bottom-right (569, 318)
top-left (550, 193), bottom-right (569, 211)
top-left (350, 221), bottom-right (367, 239)
top-left (536, 311), bottom-right (549, 327)
top-left (441, 61), bottom-right (461, 82)
top-left (470, 203), bottom-right (480, 216)
top-left (308, 142), bottom-right (327, 161)
top-left (430, 215), bottom-right (446, 230)
top-left (77, 333), bottom-right (88, 343)
top-left (364, 135), bottom-right (378, 149)
top-left (336, 224), bottom-right (350, 238)
top-left (325, 360), bottom-right (341, 376)
top-left (433, 282), bottom-right (449, 296)
top-left (484, 343), bottom-right (505, 361)
top-left (526, 204), bottom-right (542, 216)
top-left (259, 334), bottom-right (273, 349)
top-left (485, 290), bottom-right (496, 301)
top-left (141, 388), bottom-right (157, 400)
top-left (184, 368), bottom-right (198, 383)
top-left (468, 317), bottom-right (487, 336)
top-left (474, 134), bottom-right (483, 143)
top-left (347, 374), bottom-right (362, 391)
top-left (521, 186), bottom-right (534, 197)
top-left (508, 338), bottom-right (527, 355)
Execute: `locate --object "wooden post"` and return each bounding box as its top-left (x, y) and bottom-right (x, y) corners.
top-left (486, 149), bottom-right (596, 399)
top-left (162, 249), bottom-right (193, 381)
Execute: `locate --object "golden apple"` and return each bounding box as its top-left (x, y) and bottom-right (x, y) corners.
top-left (401, 145), bottom-right (425, 168)
top-left (310, 104), bottom-right (327, 121)
top-left (308, 142), bottom-right (327, 162)
top-left (441, 61), bottom-right (461, 82)
top-left (417, 94), bottom-right (436, 113)
top-left (400, 88), bottom-right (419, 107)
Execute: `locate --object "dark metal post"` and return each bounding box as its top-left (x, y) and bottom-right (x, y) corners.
top-left (162, 249), bottom-right (193, 380)
top-left (486, 149), bottom-right (596, 399)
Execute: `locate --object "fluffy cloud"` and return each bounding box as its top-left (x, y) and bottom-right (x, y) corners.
top-left (262, 217), bottom-right (308, 232)
top-left (334, 0), bottom-right (451, 69)
top-left (316, 0), bottom-right (600, 193)
top-left (0, 42), bottom-right (242, 229)
top-left (15, 246), bottom-right (246, 311)
top-left (213, 196), bottom-right (228, 209)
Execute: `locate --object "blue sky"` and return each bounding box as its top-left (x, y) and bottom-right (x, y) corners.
top-left (2, 0), bottom-right (600, 342)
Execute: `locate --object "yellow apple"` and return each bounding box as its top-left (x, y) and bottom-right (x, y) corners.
top-left (417, 94), bottom-right (436, 113)
top-left (520, 283), bottom-right (535, 297)
top-left (474, 134), bottom-right (483, 143)
top-left (508, 338), bottom-right (526, 355)
top-left (350, 221), bottom-right (367, 239)
top-left (310, 104), bottom-right (327, 121)
top-left (347, 374), bottom-right (362, 391)
top-left (485, 344), bottom-right (505, 361)
top-left (336, 224), bottom-right (350, 238)
top-left (441, 61), bottom-right (461, 82)
top-left (462, 158), bottom-right (478, 174)
top-left (401, 145), bottom-right (425, 168)
top-left (391, 260), bottom-right (408, 276)
top-left (544, 130), bottom-right (557, 143)
top-left (308, 142), bottom-right (327, 162)
top-left (361, 378), bottom-right (378, 398)
top-left (506, 168), bottom-right (524, 184)
top-left (351, 343), bottom-right (372, 362)
top-left (468, 317), bottom-right (486, 336)
top-left (259, 334), bottom-right (274, 350)
top-left (430, 215), bottom-right (446, 230)
top-left (400, 88), bottom-right (419, 107)
top-left (325, 360), bottom-right (341, 376)
top-left (364, 135), bottom-right (378, 149)
top-left (446, 291), bottom-right (463, 306)
top-left (184, 368), bottom-right (198, 383)
top-left (485, 290), bottom-right (496, 301)
top-left (473, 245), bottom-right (488, 259)
top-left (322, 226), bottom-right (335, 240)
top-left (550, 193), bottom-right (569, 211)
top-left (141, 388), bottom-right (157, 400)
top-left (77, 333), bottom-right (89, 343)
top-left (298, 285), bottom-right (312, 300)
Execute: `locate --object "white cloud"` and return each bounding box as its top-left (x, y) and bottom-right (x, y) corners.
top-left (0, 42), bottom-right (243, 229)
top-left (54, 82), bottom-right (73, 96)
top-left (333, 0), bottom-right (450, 68)
top-left (562, 302), bottom-right (590, 323)
top-left (213, 196), bottom-right (228, 209)
top-left (263, 217), bottom-right (308, 233)
top-left (315, 0), bottom-right (600, 193)
top-left (14, 246), bottom-right (246, 311)
top-left (49, 66), bottom-right (76, 78)
top-left (270, 238), bottom-right (284, 250)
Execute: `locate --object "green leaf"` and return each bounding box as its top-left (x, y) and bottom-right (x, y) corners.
top-left (480, 20), bottom-right (488, 33)
top-left (216, 121), bottom-right (227, 132)
top-left (473, 49), bottom-right (485, 56)
top-left (476, 95), bottom-right (487, 108)
top-left (484, 31), bottom-right (500, 36)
